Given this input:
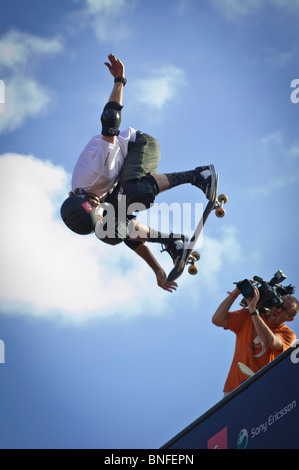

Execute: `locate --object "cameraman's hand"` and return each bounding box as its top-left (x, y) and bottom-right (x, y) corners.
top-left (246, 285), bottom-right (259, 312)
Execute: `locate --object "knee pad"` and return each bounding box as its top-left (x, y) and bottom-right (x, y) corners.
top-left (100, 101), bottom-right (123, 137)
top-left (126, 191), bottom-right (155, 212)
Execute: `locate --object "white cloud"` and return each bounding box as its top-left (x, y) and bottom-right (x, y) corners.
top-left (70, 0), bottom-right (134, 42)
top-left (0, 29), bottom-right (63, 71)
top-left (211, 0), bottom-right (261, 21)
top-left (0, 76), bottom-right (51, 133)
top-left (261, 130), bottom-right (299, 166)
top-left (246, 47), bottom-right (296, 69)
top-left (132, 65), bottom-right (186, 111)
top-left (211, 0), bottom-right (299, 22)
top-left (248, 131), bottom-right (299, 195)
top-left (0, 153), bottom-right (173, 322)
top-left (262, 48), bottom-right (295, 68)
top-left (0, 153), bottom-right (241, 322)
top-left (200, 226), bottom-right (241, 279)
top-left (0, 30), bottom-right (64, 133)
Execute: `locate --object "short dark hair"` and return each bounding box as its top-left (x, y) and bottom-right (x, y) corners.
top-left (284, 295), bottom-right (299, 318)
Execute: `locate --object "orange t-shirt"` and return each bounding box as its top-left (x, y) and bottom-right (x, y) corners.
top-left (223, 308), bottom-right (296, 393)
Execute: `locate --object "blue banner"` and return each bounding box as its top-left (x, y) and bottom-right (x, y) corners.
top-left (162, 344), bottom-right (299, 449)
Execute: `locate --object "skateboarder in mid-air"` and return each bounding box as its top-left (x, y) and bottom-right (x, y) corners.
top-left (61, 54), bottom-right (216, 292)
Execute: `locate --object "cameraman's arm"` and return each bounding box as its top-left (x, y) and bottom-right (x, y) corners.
top-left (247, 287), bottom-right (283, 351)
top-left (212, 287), bottom-right (241, 327)
top-left (252, 315), bottom-right (283, 350)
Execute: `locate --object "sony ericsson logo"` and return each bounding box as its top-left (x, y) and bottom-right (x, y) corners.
top-left (237, 429), bottom-right (248, 449)
top-left (238, 399), bottom-right (297, 448)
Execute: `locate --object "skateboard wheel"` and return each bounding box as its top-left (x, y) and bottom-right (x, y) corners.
top-left (215, 207), bottom-right (225, 218)
top-left (191, 251), bottom-right (200, 261)
top-left (218, 194), bottom-right (228, 204)
top-left (188, 265), bottom-right (198, 275)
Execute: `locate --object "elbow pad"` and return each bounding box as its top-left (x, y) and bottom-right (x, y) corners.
top-left (101, 101), bottom-right (123, 137)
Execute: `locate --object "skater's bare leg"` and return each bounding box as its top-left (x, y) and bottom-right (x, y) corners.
top-left (151, 174), bottom-right (170, 193)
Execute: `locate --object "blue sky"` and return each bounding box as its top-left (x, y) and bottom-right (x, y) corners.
top-left (0, 0), bottom-right (298, 449)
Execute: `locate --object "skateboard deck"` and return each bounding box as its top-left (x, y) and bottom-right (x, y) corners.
top-left (167, 175), bottom-right (227, 282)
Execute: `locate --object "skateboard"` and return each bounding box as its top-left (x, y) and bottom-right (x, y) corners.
top-left (167, 175), bottom-right (227, 282)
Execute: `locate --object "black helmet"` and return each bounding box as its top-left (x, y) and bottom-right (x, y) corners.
top-left (60, 190), bottom-right (99, 235)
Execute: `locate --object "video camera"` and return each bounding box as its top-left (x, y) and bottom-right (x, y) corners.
top-left (235, 270), bottom-right (295, 313)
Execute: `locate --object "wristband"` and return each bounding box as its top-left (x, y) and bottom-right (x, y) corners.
top-left (250, 310), bottom-right (259, 316)
top-left (227, 291), bottom-right (237, 299)
top-left (114, 77), bottom-right (127, 86)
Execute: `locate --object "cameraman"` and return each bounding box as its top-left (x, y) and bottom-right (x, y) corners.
top-left (212, 285), bottom-right (299, 396)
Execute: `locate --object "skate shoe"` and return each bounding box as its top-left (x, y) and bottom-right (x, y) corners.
top-left (192, 165), bottom-right (216, 201)
top-left (161, 233), bottom-right (188, 267)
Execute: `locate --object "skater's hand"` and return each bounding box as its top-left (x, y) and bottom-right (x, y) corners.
top-left (155, 268), bottom-right (178, 293)
top-left (132, 244), bottom-right (177, 293)
top-left (104, 53), bottom-right (125, 79)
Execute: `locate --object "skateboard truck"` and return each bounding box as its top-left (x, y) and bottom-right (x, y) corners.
top-left (215, 194), bottom-right (228, 218)
top-left (187, 251), bottom-right (200, 275)
top-left (187, 193), bottom-right (228, 276)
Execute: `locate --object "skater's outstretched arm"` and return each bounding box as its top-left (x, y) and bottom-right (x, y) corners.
top-left (134, 244), bottom-right (178, 293)
top-left (101, 54), bottom-right (126, 145)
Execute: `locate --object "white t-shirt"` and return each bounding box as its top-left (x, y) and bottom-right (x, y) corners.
top-left (72, 127), bottom-right (137, 197)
